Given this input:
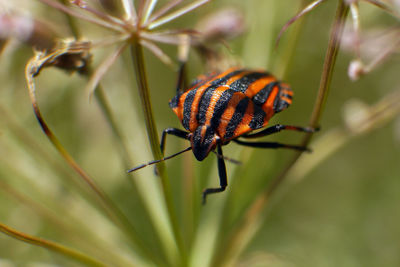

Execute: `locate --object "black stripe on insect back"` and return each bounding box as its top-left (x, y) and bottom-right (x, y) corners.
top-left (249, 106), bottom-right (266, 130)
top-left (224, 98), bottom-right (250, 139)
top-left (169, 92), bottom-right (182, 109)
top-left (209, 69), bottom-right (245, 87)
top-left (281, 93), bottom-right (292, 100)
top-left (197, 69), bottom-right (245, 124)
top-left (252, 82), bottom-right (278, 106)
top-left (182, 89), bottom-right (197, 130)
top-left (210, 89), bottom-right (236, 129)
top-left (273, 84), bottom-right (290, 113)
top-left (229, 72), bottom-right (269, 93)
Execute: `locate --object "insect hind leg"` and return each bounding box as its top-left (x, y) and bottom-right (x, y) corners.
top-left (243, 124), bottom-right (319, 139)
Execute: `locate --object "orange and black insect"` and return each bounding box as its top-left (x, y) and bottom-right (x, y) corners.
top-left (129, 67), bottom-right (317, 203)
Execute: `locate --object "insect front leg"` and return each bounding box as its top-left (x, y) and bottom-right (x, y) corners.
top-left (160, 128), bottom-right (190, 155)
top-left (243, 124), bottom-right (319, 139)
top-left (202, 142), bottom-right (227, 205)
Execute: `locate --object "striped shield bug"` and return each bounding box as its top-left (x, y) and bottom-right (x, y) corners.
top-left (129, 67), bottom-right (318, 204)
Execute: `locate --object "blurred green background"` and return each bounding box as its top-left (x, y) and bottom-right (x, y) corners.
top-left (1, 0), bottom-right (399, 266)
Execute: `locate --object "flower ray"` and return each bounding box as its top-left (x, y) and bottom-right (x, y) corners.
top-left (276, 0), bottom-right (327, 47)
top-left (85, 43), bottom-right (128, 98)
top-left (147, 0), bottom-right (211, 30)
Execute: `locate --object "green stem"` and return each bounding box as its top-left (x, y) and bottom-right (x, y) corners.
top-left (0, 223), bottom-right (106, 267)
top-left (268, 0), bottom-right (349, 196)
top-left (210, 1), bottom-right (349, 266)
top-left (0, 178), bottom-right (135, 267)
top-left (129, 41), bottom-right (187, 266)
top-left (26, 57), bottom-right (162, 266)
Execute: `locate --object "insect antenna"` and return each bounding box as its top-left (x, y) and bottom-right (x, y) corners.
top-left (127, 147), bottom-right (192, 172)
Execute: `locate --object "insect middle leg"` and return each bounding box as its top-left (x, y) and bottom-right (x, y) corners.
top-left (243, 124), bottom-right (319, 139)
top-left (233, 139), bottom-right (311, 152)
top-left (202, 142), bottom-right (227, 205)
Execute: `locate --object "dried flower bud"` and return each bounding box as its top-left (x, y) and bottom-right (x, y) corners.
top-left (342, 27), bottom-right (400, 60)
top-left (29, 40), bottom-right (92, 77)
top-left (348, 59), bottom-right (365, 81)
top-left (0, 13), bottom-right (56, 50)
top-left (195, 8), bottom-right (245, 43)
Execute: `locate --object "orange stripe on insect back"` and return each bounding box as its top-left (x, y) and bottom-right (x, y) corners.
top-left (172, 107), bottom-right (181, 120)
top-left (225, 70), bottom-right (251, 85)
top-left (215, 67), bottom-right (242, 81)
top-left (233, 101), bottom-right (254, 138)
top-left (204, 71), bottom-right (249, 126)
top-left (281, 89), bottom-right (293, 97)
top-left (280, 96), bottom-right (292, 104)
top-left (188, 86), bottom-right (209, 131)
top-left (217, 93), bottom-right (242, 138)
top-left (175, 91), bottom-right (188, 121)
top-left (245, 76), bottom-right (277, 98)
top-left (204, 88), bottom-right (225, 125)
top-left (263, 85), bottom-right (279, 119)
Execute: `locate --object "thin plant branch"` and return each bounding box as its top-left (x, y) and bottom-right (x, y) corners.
top-left (70, 0), bottom-right (127, 28)
top-left (140, 39), bottom-right (174, 66)
top-left (37, 0), bottom-right (125, 32)
top-left (0, 223), bottom-right (106, 267)
top-left (56, 8), bottom-right (179, 266)
top-left (286, 88), bottom-right (400, 184)
top-left (121, 0), bottom-right (137, 21)
top-left (141, 31), bottom-right (196, 45)
top-left (146, 0), bottom-right (184, 25)
top-left (210, 1), bottom-right (350, 266)
top-left (129, 40), bottom-right (187, 266)
top-left (147, 0), bottom-right (210, 30)
top-left (25, 52), bottom-right (162, 265)
top-left (276, 0), bottom-right (327, 47)
top-left (361, 0), bottom-right (400, 19)
top-left (85, 43), bottom-right (127, 97)
top-left (141, 0), bottom-right (158, 25)
top-left (349, 1), bottom-right (361, 59)
top-left (275, 0), bottom-right (308, 78)
top-left (362, 35), bottom-right (400, 73)
top-left (0, 179), bottom-right (135, 267)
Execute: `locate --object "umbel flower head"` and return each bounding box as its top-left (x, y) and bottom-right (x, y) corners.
top-left (32, 0), bottom-right (215, 95)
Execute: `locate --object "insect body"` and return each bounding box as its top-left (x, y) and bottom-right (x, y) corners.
top-left (169, 68), bottom-right (294, 160)
top-left (129, 67), bottom-right (317, 204)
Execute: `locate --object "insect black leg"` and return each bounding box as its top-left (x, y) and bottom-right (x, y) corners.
top-left (176, 35), bottom-right (189, 94)
top-left (243, 124), bottom-right (319, 139)
top-left (202, 143), bottom-right (227, 205)
top-left (175, 61), bottom-right (186, 95)
top-left (160, 128), bottom-right (190, 155)
top-left (233, 139), bottom-right (311, 152)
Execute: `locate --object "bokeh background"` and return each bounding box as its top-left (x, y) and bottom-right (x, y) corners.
top-left (1, 0), bottom-right (400, 266)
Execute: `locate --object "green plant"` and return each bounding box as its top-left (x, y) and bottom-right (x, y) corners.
top-left (1, 0), bottom-right (399, 266)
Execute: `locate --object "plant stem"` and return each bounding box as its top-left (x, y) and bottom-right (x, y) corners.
top-left (129, 40), bottom-right (187, 266)
top-left (210, 1), bottom-right (349, 266)
top-left (26, 58), bottom-right (163, 266)
top-left (268, 0), bottom-right (349, 196)
top-left (0, 223), bottom-right (106, 267)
